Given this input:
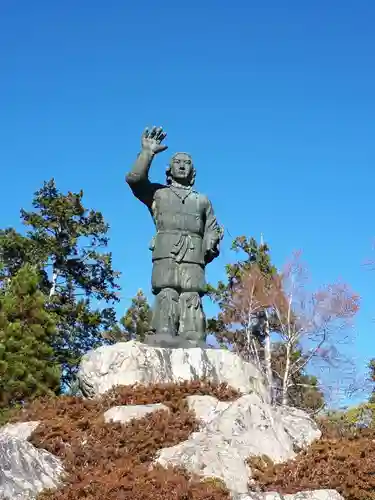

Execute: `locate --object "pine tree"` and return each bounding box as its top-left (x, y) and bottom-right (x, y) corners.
top-left (103, 290), bottom-right (152, 343)
top-left (0, 264), bottom-right (60, 410)
top-left (0, 179), bottom-right (120, 389)
top-left (207, 236), bottom-right (276, 307)
top-left (207, 236), bottom-right (277, 390)
top-left (0, 228), bottom-right (41, 284)
top-left (20, 179), bottom-right (119, 301)
top-left (207, 236), bottom-right (276, 346)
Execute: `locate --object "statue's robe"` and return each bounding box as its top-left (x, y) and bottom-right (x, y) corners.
top-left (126, 168), bottom-right (222, 296)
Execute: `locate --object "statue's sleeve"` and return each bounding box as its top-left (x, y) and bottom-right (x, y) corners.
top-left (203, 198), bottom-right (223, 264)
top-left (126, 151), bottom-right (162, 208)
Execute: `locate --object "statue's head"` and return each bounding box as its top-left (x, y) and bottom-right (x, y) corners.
top-left (166, 152), bottom-right (196, 187)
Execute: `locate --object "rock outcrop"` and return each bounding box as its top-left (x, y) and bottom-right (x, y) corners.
top-left (77, 342), bottom-right (322, 497)
top-left (0, 421), bottom-right (40, 441)
top-left (155, 393), bottom-right (321, 495)
top-left (273, 406), bottom-right (322, 452)
top-left (0, 422), bottom-right (64, 500)
top-left (0, 342), bottom-right (343, 500)
top-left (77, 340), bottom-right (268, 402)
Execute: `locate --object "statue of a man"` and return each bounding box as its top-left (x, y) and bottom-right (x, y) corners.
top-left (126, 126), bottom-right (223, 348)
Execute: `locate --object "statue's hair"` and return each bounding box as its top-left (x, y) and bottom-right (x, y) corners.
top-left (166, 152), bottom-right (196, 186)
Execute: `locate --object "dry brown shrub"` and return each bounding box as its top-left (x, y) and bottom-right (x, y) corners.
top-left (11, 380), bottom-right (239, 500)
top-left (247, 428), bottom-right (375, 500)
top-left (315, 413), bottom-right (357, 440)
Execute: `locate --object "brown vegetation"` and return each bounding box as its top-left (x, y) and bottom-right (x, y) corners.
top-left (10, 381), bottom-right (240, 500)
top-left (247, 425), bottom-right (375, 500)
top-left (7, 380), bottom-right (375, 500)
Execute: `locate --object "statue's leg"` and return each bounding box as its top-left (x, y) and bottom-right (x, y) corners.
top-left (145, 258), bottom-right (181, 348)
top-left (179, 291), bottom-right (206, 343)
top-left (151, 287), bottom-right (179, 337)
top-left (178, 263), bottom-right (206, 347)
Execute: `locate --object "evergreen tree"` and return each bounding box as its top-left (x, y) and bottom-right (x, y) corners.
top-left (0, 264), bottom-right (60, 410)
top-left (0, 179), bottom-right (120, 389)
top-left (207, 236), bottom-right (276, 307)
top-left (207, 236), bottom-right (276, 346)
top-left (103, 290), bottom-right (152, 343)
top-left (20, 179), bottom-right (119, 301)
top-left (0, 228), bottom-right (41, 284)
top-left (207, 236), bottom-right (277, 354)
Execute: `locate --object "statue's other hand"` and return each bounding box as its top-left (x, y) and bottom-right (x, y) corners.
top-left (141, 126), bottom-right (168, 155)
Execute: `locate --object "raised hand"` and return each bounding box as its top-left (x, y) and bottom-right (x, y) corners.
top-left (141, 126), bottom-right (168, 155)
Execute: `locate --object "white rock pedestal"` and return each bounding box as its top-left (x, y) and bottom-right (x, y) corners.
top-left (76, 341), bottom-right (323, 497)
top-left (77, 340), bottom-right (269, 402)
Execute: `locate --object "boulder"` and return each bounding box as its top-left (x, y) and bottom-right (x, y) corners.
top-left (0, 421), bottom-right (40, 441)
top-left (159, 431), bottom-right (251, 493)
top-left (283, 492), bottom-right (344, 500)
top-left (104, 403), bottom-right (169, 424)
top-left (0, 434), bottom-right (64, 500)
top-left (77, 341), bottom-right (268, 401)
top-left (273, 406), bottom-right (321, 451)
top-left (185, 395), bottom-right (230, 425)
top-left (155, 393), bottom-right (320, 495)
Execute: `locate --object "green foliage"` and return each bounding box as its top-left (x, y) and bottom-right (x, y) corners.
top-left (120, 289), bottom-right (152, 342)
top-left (369, 358), bottom-right (375, 403)
top-left (317, 401), bottom-right (375, 438)
top-left (207, 236), bottom-right (276, 308)
top-left (103, 290), bottom-right (152, 343)
top-left (0, 179), bottom-right (120, 389)
top-left (0, 228), bottom-right (43, 284)
top-left (207, 236), bottom-right (280, 354)
top-left (344, 402), bottom-right (375, 428)
top-left (0, 265), bottom-right (61, 409)
top-left (51, 292), bottom-right (117, 388)
top-left (20, 179), bottom-right (119, 301)
top-left (0, 405), bottom-right (20, 426)
top-left (207, 236), bottom-right (276, 347)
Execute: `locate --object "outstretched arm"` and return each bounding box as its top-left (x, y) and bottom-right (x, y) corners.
top-left (126, 150), bottom-right (157, 207)
top-left (125, 127), bottom-right (168, 208)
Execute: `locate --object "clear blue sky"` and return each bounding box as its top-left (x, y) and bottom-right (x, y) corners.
top-left (1, 1), bottom-right (374, 403)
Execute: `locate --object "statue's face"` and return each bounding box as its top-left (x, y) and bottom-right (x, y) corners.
top-left (170, 153), bottom-right (193, 183)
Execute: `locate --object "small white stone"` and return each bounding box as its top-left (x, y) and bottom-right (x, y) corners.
top-left (0, 421), bottom-right (40, 441)
top-left (104, 403), bottom-right (169, 424)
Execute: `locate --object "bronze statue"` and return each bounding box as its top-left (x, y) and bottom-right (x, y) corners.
top-left (126, 126), bottom-right (223, 348)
